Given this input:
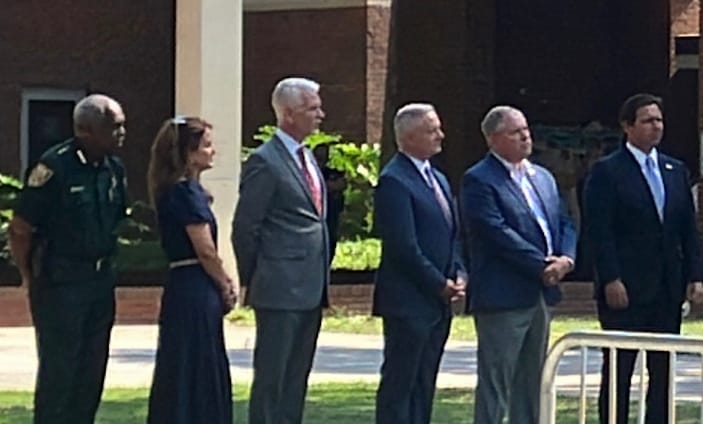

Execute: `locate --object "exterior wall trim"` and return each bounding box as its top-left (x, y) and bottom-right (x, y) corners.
top-left (244, 0), bottom-right (390, 12)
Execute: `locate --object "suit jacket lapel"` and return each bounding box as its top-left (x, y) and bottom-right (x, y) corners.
top-left (621, 148), bottom-right (663, 224)
top-left (486, 154), bottom-right (553, 251)
top-left (659, 156), bottom-right (675, 222)
top-left (430, 166), bottom-right (455, 230)
top-left (398, 153), bottom-right (452, 230)
top-left (271, 136), bottom-right (320, 215)
top-left (314, 158), bottom-right (327, 216)
top-left (486, 154), bottom-right (532, 215)
top-left (525, 170), bottom-right (558, 235)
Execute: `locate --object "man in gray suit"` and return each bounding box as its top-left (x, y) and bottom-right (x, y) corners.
top-left (232, 77), bottom-right (329, 424)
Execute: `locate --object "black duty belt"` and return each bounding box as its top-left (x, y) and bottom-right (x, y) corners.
top-left (51, 256), bottom-right (112, 272)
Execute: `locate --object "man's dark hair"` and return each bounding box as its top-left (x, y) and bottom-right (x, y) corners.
top-left (618, 93), bottom-right (663, 126)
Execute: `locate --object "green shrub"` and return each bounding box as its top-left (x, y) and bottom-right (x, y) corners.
top-left (0, 174), bottom-right (22, 263)
top-left (248, 125), bottom-right (380, 240)
top-left (331, 238), bottom-right (380, 271)
top-left (115, 239), bottom-right (167, 272)
top-left (117, 200), bottom-right (158, 246)
top-left (327, 142), bottom-right (379, 239)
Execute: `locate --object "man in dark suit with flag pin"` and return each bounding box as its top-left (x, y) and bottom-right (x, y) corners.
top-left (584, 93), bottom-right (703, 424)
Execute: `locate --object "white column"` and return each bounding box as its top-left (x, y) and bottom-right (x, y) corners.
top-left (175, 0), bottom-right (243, 284)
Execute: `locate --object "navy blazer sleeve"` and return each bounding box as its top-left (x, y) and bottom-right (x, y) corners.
top-left (583, 159), bottom-right (621, 286)
top-left (556, 193), bottom-right (578, 261)
top-left (443, 178), bottom-right (468, 278)
top-left (678, 168), bottom-right (703, 282)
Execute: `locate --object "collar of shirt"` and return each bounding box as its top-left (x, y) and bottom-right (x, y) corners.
top-left (401, 152), bottom-right (432, 184)
top-left (276, 128), bottom-right (321, 191)
top-left (491, 151), bottom-right (534, 183)
top-left (276, 128), bottom-right (305, 168)
top-left (625, 142), bottom-right (659, 170)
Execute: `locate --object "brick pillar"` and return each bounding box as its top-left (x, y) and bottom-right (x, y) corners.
top-left (366, 4), bottom-right (391, 144)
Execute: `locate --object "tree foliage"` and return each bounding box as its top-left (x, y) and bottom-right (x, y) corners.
top-left (249, 126), bottom-right (380, 239)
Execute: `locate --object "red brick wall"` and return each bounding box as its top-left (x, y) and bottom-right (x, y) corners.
top-left (671, 0), bottom-right (699, 76)
top-left (365, 5), bottom-right (390, 144)
top-left (2, 3), bottom-right (376, 198)
top-left (672, 0), bottom-right (700, 35)
top-left (242, 7), bottom-right (368, 146)
top-left (0, 283), bottom-right (605, 326)
top-left (700, 3), bottom-right (703, 128)
top-left (0, 0), bottom-right (174, 200)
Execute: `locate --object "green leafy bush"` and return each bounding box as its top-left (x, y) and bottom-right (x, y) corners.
top-left (0, 174), bottom-right (22, 263)
top-left (248, 125), bottom-right (380, 240)
top-left (115, 239), bottom-right (167, 272)
top-left (117, 200), bottom-right (158, 246)
top-left (331, 238), bottom-right (380, 270)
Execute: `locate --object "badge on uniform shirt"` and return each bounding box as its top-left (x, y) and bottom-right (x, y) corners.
top-left (27, 163), bottom-right (54, 187)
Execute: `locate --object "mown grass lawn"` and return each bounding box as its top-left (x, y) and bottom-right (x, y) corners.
top-left (229, 307), bottom-right (703, 344)
top-left (0, 383), bottom-right (700, 423)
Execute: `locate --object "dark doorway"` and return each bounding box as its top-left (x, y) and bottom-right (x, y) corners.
top-left (27, 100), bottom-right (76, 173)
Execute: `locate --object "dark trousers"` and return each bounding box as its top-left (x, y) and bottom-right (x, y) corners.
top-left (598, 301), bottom-right (682, 424)
top-left (29, 285), bottom-right (115, 424)
top-left (249, 308), bottom-right (322, 424)
top-left (375, 314), bottom-right (451, 424)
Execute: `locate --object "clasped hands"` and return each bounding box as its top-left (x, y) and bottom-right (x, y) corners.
top-left (604, 279), bottom-right (703, 310)
top-left (220, 278), bottom-right (238, 313)
top-left (441, 276), bottom-right (467, 302)
top-left (542, 255), bottom-right (572, 287)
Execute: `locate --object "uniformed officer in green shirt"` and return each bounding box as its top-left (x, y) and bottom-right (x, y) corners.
top-left (9, 94), bottom-right (128, 424)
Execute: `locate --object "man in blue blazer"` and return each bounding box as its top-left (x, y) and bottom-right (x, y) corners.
top-left (584, 93), bottom-right (703, 424)
top-left (373, 103), bottom-right (466, 424)
top-left (461, 106), bottom-right (577, 424)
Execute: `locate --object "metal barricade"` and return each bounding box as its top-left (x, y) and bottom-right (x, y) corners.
top-left (539, 330), bottom-right (703, 424)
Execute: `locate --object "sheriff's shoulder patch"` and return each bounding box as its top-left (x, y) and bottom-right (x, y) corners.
top-left (27, 163), bottom-right (54, 187)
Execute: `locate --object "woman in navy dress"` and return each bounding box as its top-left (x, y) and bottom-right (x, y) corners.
top-left (146, 116), bottom-right (236, 424)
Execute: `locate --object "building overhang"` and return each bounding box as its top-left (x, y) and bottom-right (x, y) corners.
top-left (244, 0), bottom-right (390, 12)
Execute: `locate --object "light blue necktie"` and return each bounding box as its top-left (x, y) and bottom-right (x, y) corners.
top-left (515, 166), bottom-right (553, 254)
top-left (644, 156), bottom-right (665, 221)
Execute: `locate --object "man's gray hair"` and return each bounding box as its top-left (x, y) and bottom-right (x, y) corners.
top-left (271, 77), bottom-right (320, 122)
top-left (394, 103), bottom-right (436, 143)
top-left (481, 105), bottom-right (522, 137)
top-left (73, 94), bottom-right (120, 134)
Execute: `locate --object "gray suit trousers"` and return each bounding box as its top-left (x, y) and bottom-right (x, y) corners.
top-left (248, 308), bottom-right (322, 424)
top-left (473, 295), bottom-right (549, 424)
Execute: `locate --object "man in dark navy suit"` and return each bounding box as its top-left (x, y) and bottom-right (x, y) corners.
top-left (461, 105), bottom-right (577, 424)
top-left (584, 93), bottom-right (703, 424)
top-left (373, 103), bottom-right (466, 424)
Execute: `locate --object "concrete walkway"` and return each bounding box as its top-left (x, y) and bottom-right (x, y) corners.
top-left (0, 324), bottom-right (701, 402)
